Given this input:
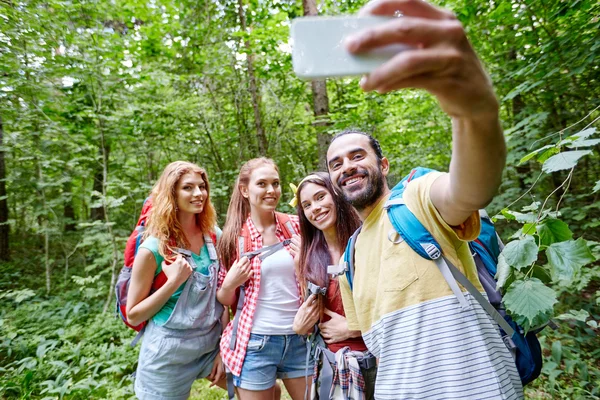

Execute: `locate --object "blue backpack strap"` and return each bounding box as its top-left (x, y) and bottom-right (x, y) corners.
top-left (343, 226), bottom-right (362, 292)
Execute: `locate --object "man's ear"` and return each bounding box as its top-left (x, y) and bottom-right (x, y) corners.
top-left (381, 157), bottom-right (390, 177)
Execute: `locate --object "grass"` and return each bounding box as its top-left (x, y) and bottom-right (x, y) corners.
top-left (190, 380), bottom-right (293, 400)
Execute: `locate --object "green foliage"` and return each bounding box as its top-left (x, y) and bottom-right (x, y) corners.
top-left (503, 278), bottom-right (557, 331)
top-left (0, 0), bottom-right (598, 397)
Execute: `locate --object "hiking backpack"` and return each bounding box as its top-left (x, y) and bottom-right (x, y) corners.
top-left (342, 167), bottom-right (543, 386)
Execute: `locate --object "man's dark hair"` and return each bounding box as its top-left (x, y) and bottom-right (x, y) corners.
top-left (330, 129), bottom-right (384, 160)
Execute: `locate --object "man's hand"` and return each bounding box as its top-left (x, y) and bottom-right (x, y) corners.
top-left (289, 234), bottom-right (301, 260)
top-left (346, 0), bottom-right (498, 120)
top-left (347, 0), bottom-right (506, 226)
top-left (319, 308), bottom-right (360, 344)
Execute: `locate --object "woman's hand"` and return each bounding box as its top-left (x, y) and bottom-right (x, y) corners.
top-left (289, 234), bottom-right (301, 259)
top-left (319, 308), bottom-right (361, 344)
top-left (222, 256), bottom-right (252, 290)
top-left (207, 353), bottom-right (225, 387)
top-left (293, 294), bottom-right (320, 335)
top-left (161, 254), bottom-right (193, 287)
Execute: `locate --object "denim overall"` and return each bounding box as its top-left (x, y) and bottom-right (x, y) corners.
top-left (134, 234), bottom-right (224, 400)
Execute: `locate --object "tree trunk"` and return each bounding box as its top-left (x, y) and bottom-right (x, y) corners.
top-left (0, 116), bottom-right (9, 261)
top-left (303, 0), bottom-right (331, 169)
top-left (237, 0), bottom-right (268, 156)
top-left (63, 178), bottom-right (76, 231)
top-left (90, 145), bottom-right (108, 221)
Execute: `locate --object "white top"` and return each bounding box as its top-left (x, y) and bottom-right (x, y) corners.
top-left (251, 248), bottom-right (300, 334)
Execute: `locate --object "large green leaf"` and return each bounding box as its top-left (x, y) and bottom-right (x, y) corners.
top-left (503, 278), bottom-right (557, 331)
top-left (594, 180), bottom-right (600, 193)
top-left (502, 236), bottom-right (538, 270)
top-left (536, 219), bottom-right (573, 247)
top-left (546, 239), bottom-right (596, 284)
top-left (542, 150), bottom-right (593, 173)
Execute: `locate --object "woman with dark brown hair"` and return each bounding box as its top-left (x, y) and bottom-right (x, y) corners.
top-left (292, 172), bottom-right (377, 400)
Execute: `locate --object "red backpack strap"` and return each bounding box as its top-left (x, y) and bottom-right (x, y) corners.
top-left (238, 221), bottom-right (253, 258)
top-left (275, 212), bottom-right (297, 239)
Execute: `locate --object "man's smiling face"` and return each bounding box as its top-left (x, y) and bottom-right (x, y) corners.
top-left (327, 133), bottom-right (388, 211)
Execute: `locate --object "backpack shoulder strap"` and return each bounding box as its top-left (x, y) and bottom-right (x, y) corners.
top-left (343, 226), bottom-right (362, 292)
top-left (238, 221), bottom-right (253, 258)
top-left (275, 212), bottom-right (297, 239)
top-left (204, 232), bottom-right (218, 261)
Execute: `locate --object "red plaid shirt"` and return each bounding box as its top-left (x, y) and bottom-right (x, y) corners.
top-left (218, 213), bottom-right (301, 376)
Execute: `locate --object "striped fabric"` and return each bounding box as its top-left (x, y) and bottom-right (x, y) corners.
top-left (364, 293), bottom-right (523, 400)
top-left (338, 173), bottom-right (524, 400)
top-left (218, 213), bottom-right (301, 377)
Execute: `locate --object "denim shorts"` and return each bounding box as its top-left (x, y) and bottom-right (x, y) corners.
top-left (234, 333), bottom-right (313, 391)
top-left (134, 321), bottom-right (221, 400)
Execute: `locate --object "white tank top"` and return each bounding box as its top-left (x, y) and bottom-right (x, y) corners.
top-left (251, 248), bottom-right (300, 334)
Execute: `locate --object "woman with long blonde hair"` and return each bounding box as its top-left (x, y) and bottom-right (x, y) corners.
top-left (127, 161), bottom-right (227, 399)
top-left (217, 157), bottom-right (311, 400)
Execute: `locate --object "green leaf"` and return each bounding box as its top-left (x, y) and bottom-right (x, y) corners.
top-left (502, 236), bottom-right (538, 270)
top-left (503, 278), bottom-right (557, 331)
top-left (551, 340), bottom-right (562, 364)
top-left (593, 180), bottom-right (600, 193)
top-left (536, 219), bottom-right (573, 247)
top-left (555, 309), bottom-right (589, 322)
top-left (567, 138), bottom-right (600, 148)
top-left (503, 210), bottom-right (537, 223)
top-left (495, 254), bottom-right (512, 290)
top-left (522, 201), bottom-right (541, 212)
top-left (519, 144), bottom-right (554, 165)
top-left (546, 238), bottom-right (596, 284)
top-left (571, 127), bottom-right (597, 140)
top-left (542, 150), bottom-right (593, 173)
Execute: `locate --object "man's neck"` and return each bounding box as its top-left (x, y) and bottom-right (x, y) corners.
top-left (357, 187), bottom-right (391, 221)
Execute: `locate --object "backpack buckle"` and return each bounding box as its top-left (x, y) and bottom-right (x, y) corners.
top-left (327, 262), bottom-right (347, 277)
top-left (422, 243), bottom-right (441, 259)
top-left (307, 281), bottom-right (327, 296)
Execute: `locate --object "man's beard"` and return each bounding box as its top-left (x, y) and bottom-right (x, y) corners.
top-left (339, 168), bottom-right (385, 212)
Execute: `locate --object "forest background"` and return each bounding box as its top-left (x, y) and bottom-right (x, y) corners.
top-left (0, 0), bottom-right (598, 398)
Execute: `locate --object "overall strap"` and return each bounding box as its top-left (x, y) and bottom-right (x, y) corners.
top-left (204, 233), bottom-right (218, 261)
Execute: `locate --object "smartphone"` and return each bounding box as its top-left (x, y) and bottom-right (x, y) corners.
top-left (291, 15), bottom-right (411, 79)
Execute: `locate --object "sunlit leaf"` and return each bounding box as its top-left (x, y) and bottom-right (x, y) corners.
top-left (519, 144), bottom-right (554, 165)
top-left (542, 150), bottom-right (593, 173)
top-left (567, 139), bottom-right (600, 148)
top-left (495, 254), bottom-right (512, 290)
top-left (593, 180), bottom-right (600, 193)
top-left (555, 309), bottom-right (589, 322)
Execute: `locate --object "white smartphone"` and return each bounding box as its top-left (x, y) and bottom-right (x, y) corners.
top-left (291, 16), bottom-right (411, 79)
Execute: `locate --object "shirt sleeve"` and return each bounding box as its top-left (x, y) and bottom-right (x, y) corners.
top-left (338, 267), bottom-right (360, 331)
top-left (404, 172), bottom-right (481, 247)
